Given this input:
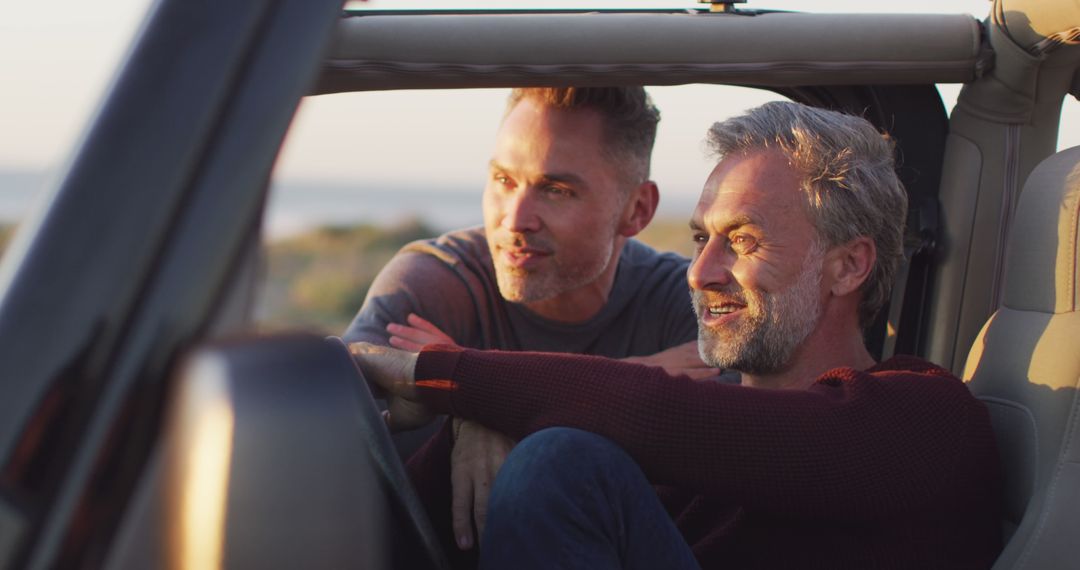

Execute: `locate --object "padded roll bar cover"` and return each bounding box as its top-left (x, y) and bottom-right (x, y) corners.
top-left (316, 12), bottom-right (984, 92)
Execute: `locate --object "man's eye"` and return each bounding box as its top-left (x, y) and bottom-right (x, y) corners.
top-left (493, 173), bottom-right (511, 186)
top-left (729, 234), bottom-right (758, 255)
top-left (544, 185), bottom-right (573, 197)
top-left (692, 233), bottom-right (708, 247)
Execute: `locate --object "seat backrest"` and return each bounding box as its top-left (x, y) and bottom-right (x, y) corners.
top-left (963, 145), bottom-right (1080, 569)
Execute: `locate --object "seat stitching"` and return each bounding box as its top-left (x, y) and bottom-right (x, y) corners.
top-left (1067, 180), bottom-right (1078, 312)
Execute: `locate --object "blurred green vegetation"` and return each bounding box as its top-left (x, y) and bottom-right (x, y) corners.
top-left (637, 218), bottom-right (694, 259)
top-left (257, 217), bottom-right (438, 333)
top-left (256, 216), bottom-right (692, 335)
top-left (0, 219), bottom-right (689, 336)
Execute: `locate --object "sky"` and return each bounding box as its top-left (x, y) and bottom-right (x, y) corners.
top-left (0, 0), bottom-right (992, 171)
top-left (3, 0), bottom-right (1076, 234)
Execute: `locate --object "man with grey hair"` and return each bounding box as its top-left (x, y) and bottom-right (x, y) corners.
top-left (352, 100), bottom-right (1002, 568)
top-left (691, 100), bottom-right (907, 384)
top-left (344, 87), bottom-right (718, 561)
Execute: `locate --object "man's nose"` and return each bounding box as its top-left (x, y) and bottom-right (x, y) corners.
top-left (687, 241), bottom-right (734, 291)
top-left (502, 190), bottom-right (542, 233)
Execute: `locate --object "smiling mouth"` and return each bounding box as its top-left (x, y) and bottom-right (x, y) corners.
top-left (708, 303), bottom-right (742, 316)
top-left (709, 300), bottom-right (746, 313)
top-left (700, 299), bottom-right (747, 323)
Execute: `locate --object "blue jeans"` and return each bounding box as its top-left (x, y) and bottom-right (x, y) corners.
top-left (480, 427), bottom-right (700, 570)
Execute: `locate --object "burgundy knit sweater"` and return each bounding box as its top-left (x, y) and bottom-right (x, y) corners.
top-left (406, 347), bottom-right (1002, 569)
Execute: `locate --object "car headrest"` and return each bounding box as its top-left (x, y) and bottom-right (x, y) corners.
top-left (1001, 145), bottom-right (1080, 315)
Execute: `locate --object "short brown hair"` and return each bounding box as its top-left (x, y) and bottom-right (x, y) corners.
top-left (506, 87), bottom-right (660, 186)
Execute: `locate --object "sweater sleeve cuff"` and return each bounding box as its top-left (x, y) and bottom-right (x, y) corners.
top-left (414, 344), bottom-right (466, 414)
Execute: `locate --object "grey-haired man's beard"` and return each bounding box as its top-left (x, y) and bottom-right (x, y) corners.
top-left (693, 253), bottom-right (823, 375)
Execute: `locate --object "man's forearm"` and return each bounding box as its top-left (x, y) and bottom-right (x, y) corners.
top-left (412, 347), bottom-right (981, 520)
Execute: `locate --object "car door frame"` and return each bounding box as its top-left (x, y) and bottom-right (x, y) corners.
top-left (0, 0), bottom-right (344, 567)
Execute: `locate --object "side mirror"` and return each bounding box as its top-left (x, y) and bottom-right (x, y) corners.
top-left (159, 334), bottom-right (446, 569)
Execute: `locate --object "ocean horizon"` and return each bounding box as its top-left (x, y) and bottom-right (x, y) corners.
top-left (0, 170), bottom-right (700, 240)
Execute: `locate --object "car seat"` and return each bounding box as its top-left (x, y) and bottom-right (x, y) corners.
top-left (963, 145), bottom-right (1080, 569)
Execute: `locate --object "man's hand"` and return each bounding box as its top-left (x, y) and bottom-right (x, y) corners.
top-left (348, 342), bottom-right (432, 431)
top-left (622, 340), bottom-right (720, 379)
top-left (450, 419), bottom-right (514, 551)
top-left (387, 313), bottom-right (460, 351)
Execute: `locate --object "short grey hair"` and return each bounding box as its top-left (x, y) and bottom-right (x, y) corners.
top-left (706, 101), bottom-right (908, 328)
top-left (506, 87), bottom-right (660, 187)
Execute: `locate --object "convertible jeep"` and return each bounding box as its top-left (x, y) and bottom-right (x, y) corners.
top-left (1, 0), bottom-right (1078, 568)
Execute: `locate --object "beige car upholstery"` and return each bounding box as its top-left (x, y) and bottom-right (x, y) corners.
top-left (925, 0), bottom-right (1080, 373)
top-left (964, 145), bottom-right (1080, 569)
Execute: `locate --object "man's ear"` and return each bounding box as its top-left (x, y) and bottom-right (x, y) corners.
top-left (826, 236), bottom-right (876, 297)
top-left (617, 180), bottom-right (659, 238)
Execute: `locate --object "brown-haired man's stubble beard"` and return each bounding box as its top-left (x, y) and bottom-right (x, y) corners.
top-left (490, 228), bottom-right (618, 305)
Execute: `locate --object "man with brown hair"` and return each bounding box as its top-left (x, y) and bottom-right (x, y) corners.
top-left (343, 87), bottom-right (717, 559)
